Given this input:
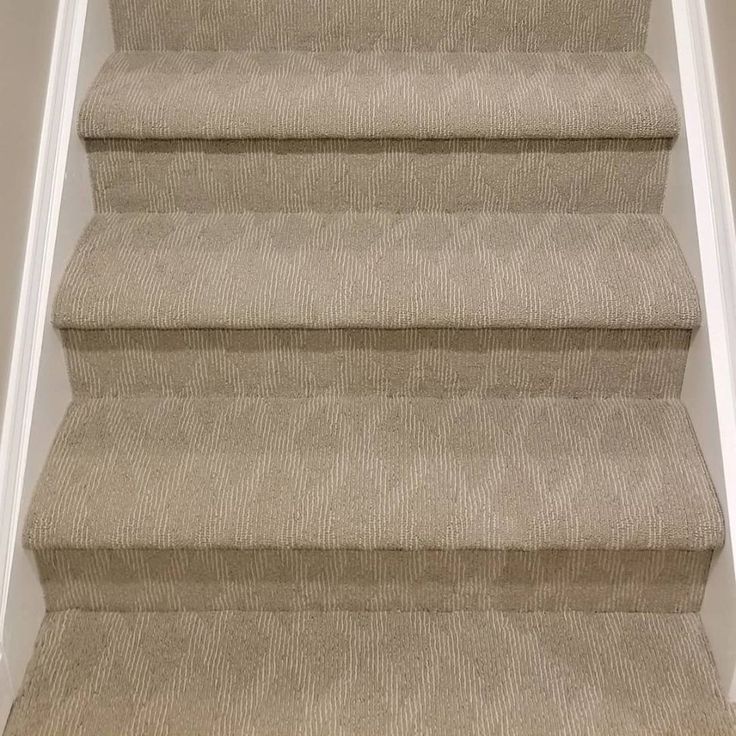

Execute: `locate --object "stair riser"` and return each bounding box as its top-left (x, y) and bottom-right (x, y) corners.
top-left (87, 139), bottom-right (670, 214)
top-left (110, 0), bottom-right (651, 52)
top-left (61, 328), bottom-right (690, 398)
top-left (35, 548), bottom-right (711, 612)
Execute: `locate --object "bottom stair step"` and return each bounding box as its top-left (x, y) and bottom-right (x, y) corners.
top-left (5, 611), bottom-right (735, 735)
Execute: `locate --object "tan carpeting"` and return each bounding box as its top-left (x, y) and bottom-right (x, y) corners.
top-left (6, 611), bottom-right (736, 736)
top-left (79, 52), bottom-right (678, 140)
top-left (26, 397), bottom-right (720, 612)
top-left (87, 138), bottom-right (673, 213)
top-left (109, 0), bottom-right (654, 53)
top-left (55, 213), bottom-right (698, 329)
top-left (5, 0), bottom-right (736, 733)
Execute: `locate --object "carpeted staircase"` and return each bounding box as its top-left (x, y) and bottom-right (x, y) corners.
top-left (5, 0), bottom-right (736, 733)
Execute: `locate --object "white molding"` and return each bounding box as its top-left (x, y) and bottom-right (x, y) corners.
top-left (671, 0), bottom-right (736, 700)
top-left (0, 0), bottom-right (88, 723)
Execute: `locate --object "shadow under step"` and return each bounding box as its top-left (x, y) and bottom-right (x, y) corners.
top-left (25, 396), bottom-right (723, 611)
top-left (5, 611), bottom-right (735, 735)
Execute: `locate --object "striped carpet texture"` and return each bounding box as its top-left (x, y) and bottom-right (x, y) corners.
top-left (109, 0), bottom-right (652, 52)
top-left (79, 52), bottom-right (678, 140)
top-left (6, 612), bottom-right (736, 736)
top-left (61, 327), bottom-right (692, 398)
top-left (7, 0), bottom-right (735, 733)
top-left (25, 397), bottom-right (721, 612)
top-left (87, 138), bottom-right (672, 213)
top-left (27, 398), bottom-right (720, 551)
top-left (55, 213), bottom-right (698, 330)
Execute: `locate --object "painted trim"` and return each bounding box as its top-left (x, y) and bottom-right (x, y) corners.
top-left (0, 0), bottom-right (88, 723)
top-left (671, 0), bottom-right (736, 700)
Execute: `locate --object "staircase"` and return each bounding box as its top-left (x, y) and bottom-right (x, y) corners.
top-left (5, 1), bottom-right (736, 734)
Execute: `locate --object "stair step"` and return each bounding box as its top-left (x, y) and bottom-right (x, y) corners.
top-left (6, 611), bottom-right (734, 735)
top-left (55, 213), bottom-right (698, 399)
top-left (54, 213), bottom-right (699, 330)
top-left (26, 397), bottom-right (722, 611)
top-left (79, 51), bottom-right (677, 141)
top-left (112, 0), bottom-right (652, 53)
top-left (24, 396), bottom-right (723, 550)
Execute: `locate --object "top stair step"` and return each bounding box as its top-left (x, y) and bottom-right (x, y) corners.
top-left (79, 51), bottom-right (678, 141)
top-left (110, 0), bottom-right (652, 53)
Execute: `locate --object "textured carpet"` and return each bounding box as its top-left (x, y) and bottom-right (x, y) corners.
top-left (79, 52), bottom-right (678, 140)
top-left (87, 138), bottom-right (672, 213)
top-left (55, 213), bottom-right (698, 329)
top-left (35, 547), bottom-right (713, 613)
top-left (27, 398), bottom-right (720, 552)
top-left (9, 0), bottom-right (733, 730)
top-left (5, 611), bottom-right (736, 736)
top-left (61, 327), bottom-right (692, 399)
top-left (25, 397), bottom-right (721, 611)
top-left (109, 0), bottom-right (653, 52)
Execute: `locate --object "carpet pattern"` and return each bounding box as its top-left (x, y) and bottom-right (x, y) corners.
top-left (25, 396), bottom-right (722, 611)
top-left (6, 0), bottom-right (735, 732)
top-left (6, 611), bottom-right (736, 736)
top-left (109, 0), bottom-right (653, 52)
top-left (55, 213), bottom-right (698, 330)
top-left (26, 398), bottom-right (720, 551)
top-left (79, 52), bottom-right (678, 140)
top-left (87, 138), bottom-right (672, 213)
top-left (61, 328), bottom-right (692, 399)
top-left (36, 547), bottom-right (713, 613)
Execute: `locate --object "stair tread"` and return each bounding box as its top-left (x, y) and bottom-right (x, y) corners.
top-left (54, 213), bottom-right (699, 330)
top-left (78, 51), bottom-right (678, 140)
top-left (25, 396), bottom-right (722, 552)
top-left (6, 610), bottom-right (735, 735)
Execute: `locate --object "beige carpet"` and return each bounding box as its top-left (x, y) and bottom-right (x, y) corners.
top-left (26, 397), bottom-right (720, 611)
top-left (79, 52), bottom-right (678, 140)
top-left (55, 213), bottom-right (697, 329)
top-left (109, 0), bottom-right (654, 52)
top-left (6, 612), bottom-right (736, 735)
top-left (5, 0), bottom-right (735, 732)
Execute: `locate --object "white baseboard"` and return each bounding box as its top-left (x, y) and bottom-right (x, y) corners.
top-left (671, 0), bottom-right (736, 701)
top-left (0, 0), bottom-right (88, 725)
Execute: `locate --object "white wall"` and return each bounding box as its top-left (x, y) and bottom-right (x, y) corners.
top-left (700, 0), bottom-right (736, 698)
top-left (0, 0), bottom-right (60, 721)
top-left (0, 4), bottom-right (59, 412)
top-left (650, 0), bottom-right (736, 700)
top-left (0, 0), bottom-right (113, 726)
top-left (706, 0), bottom-right (736, 218)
